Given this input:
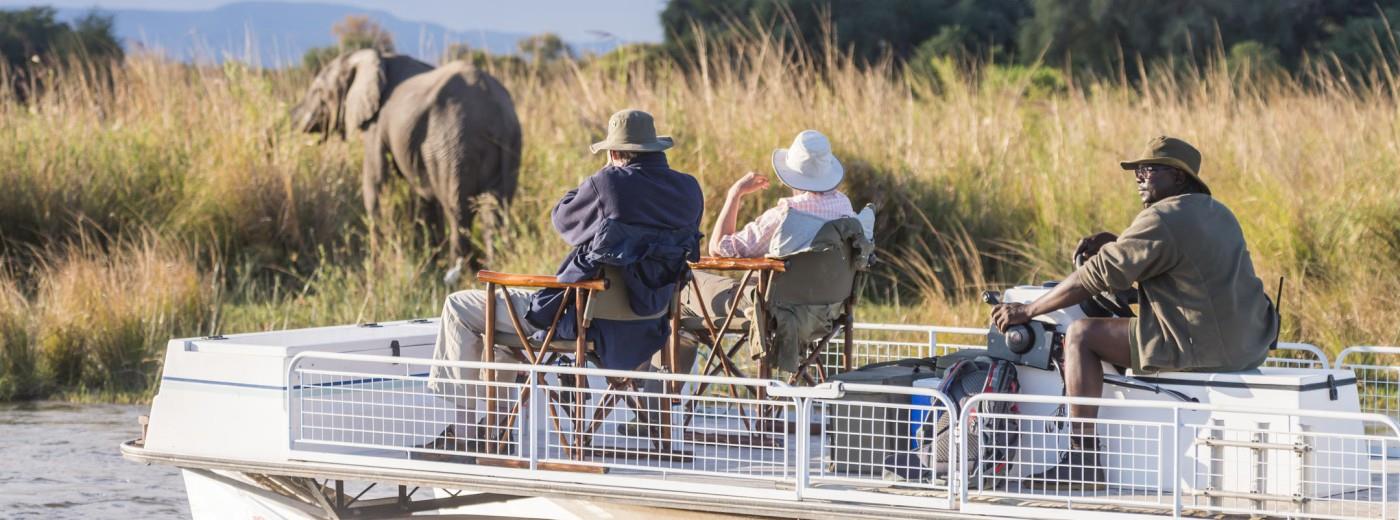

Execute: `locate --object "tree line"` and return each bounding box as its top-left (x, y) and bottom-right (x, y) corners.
top-left (0, 7), bottom-right (121, 99)
top-left (6, 1), bottom-right (1400, 91)
top-left (662, 0), bottom-right (1400, 76)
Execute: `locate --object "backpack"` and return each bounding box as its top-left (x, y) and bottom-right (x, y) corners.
top-left (916, 355), bottom-right (1020, 487)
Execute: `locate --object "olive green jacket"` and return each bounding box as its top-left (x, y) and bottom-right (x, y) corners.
top-left (1076, 194), bottom-right (1278, 372)
top-left (761, 211), bottom-right (874, 372)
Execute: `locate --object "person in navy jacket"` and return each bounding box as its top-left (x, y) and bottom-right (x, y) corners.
top-left (423, 109), bottom-right (703, 452)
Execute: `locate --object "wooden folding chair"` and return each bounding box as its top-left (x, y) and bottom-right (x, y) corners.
top-left (681, 257), bottom-right (785, 400)
top-left (476, 267), bottom-right (687, 463)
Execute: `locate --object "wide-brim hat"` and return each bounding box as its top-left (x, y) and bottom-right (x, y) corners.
top-left (589, 108), bottom-right (674, 154)
top-left (1120, 135), bottom-right (1210, 195)
top-left (772, 129), bottom-right (844, 192)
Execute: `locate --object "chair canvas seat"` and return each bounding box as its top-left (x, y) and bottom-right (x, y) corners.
top-left (759, 213), bottom-right (872, 377)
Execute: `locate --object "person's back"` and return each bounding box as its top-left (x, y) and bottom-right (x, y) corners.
top-left (584, 153), bottom-right (702, 232)
top-left (1127, 193), bottom-right (1275, 371)
top-left (533, 116), bottom-right (704, 370)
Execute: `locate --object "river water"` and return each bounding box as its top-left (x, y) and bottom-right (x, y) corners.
top-left (0, 402), bottom-right (189, 519)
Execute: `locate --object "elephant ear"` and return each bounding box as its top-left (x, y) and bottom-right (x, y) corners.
top-left (343, 49), bottom-right (385, 131)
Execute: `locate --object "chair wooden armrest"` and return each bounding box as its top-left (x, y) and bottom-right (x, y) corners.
top-left (476, 270), bottom-right (608, 291)
top-left (690, 257), bottom-right (786, 272)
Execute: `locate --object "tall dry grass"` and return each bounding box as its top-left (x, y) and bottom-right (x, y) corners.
top-left (1, 30), bottom-right (1398, 400)
top-left (31, 234), bottom-right (207, 401)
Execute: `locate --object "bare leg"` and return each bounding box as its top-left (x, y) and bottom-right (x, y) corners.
top-left (1025, 318), bottom-right (1132, 488)
top-left (1063, 318), bottom-right (1132, 434)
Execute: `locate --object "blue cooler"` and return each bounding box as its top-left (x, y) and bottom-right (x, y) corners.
top-left (909, 377), bottom-right (942, 449)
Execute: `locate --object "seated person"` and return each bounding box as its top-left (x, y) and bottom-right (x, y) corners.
top-left (681, 129), bottom-right (858, 372)
top-left (992, 136), bottom-right (1279, 489)
top-left (425, 109), bottom-right (704, 447)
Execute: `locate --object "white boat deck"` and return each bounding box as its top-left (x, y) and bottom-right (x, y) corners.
top-left (125, 321), bottom-right (1400, 519)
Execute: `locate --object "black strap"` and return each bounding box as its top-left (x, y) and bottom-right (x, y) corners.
top-left (857, 357), bottom-right (938, 372)
top-left (1103, 373), bottom-right (1199, 402)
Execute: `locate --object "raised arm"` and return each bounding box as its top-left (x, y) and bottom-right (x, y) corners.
top-left (708, 171), bottom-right (770, 254)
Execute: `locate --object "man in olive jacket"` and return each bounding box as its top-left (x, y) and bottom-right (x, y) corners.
top-left (992, 136), bottom-right (1279, 489)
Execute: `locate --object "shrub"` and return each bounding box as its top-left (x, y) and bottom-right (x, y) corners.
top-left (0, 269), bottom-right (36, 400)
top-left (35, 236), bottom-right (208, 395)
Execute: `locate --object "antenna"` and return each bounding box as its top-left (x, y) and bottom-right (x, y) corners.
top-left (1271, 276), bottom-right (1284, 349)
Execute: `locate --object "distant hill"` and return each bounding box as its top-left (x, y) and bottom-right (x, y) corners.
top-left (54, 1), bottom-right (619, 67)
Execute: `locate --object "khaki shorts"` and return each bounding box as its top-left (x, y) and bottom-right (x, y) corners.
top-left (1127, 317), bottom-right (1145, 372)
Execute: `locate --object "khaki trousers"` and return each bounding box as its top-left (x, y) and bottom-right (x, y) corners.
top-left (427, 288), bottom-right (538, 420)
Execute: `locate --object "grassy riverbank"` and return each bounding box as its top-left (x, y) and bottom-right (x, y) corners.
top-left (2, 37), bottom-right (1398, 402)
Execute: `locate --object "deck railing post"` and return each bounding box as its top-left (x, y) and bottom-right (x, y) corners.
top-left (285, 356), bottom-right (299, 452)
top-left (957, 399), bottom-right (971, 510)
top-left (1172, 406), bottom-right (1182, 519)
top-left (528, 369), bottom-right (540, 471)
top-left (794, 396), bottom-right (810, 500)
top-left (927, 329), bottom-right (937, 356)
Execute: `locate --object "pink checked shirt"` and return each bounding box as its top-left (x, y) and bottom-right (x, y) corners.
top-left (713, 190), bottom-right (856, 258)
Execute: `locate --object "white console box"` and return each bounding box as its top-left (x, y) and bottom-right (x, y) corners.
top-left (1104, 367), bottom-right (1366, 498)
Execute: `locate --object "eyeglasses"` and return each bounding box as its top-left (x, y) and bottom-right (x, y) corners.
top-left (1134, 165), bottom-right (1173, 181)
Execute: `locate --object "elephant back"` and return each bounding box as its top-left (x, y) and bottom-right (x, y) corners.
top-left (386, 62), bottom-right (522, 203)
top-left (434, 62), bottom-right (522, 201)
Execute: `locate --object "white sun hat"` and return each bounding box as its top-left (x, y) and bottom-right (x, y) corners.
top-left (771, 130), bottom-right (844, 192)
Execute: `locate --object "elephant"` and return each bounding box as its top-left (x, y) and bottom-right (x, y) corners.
top-left (290, 49), bottom-right (522, 271)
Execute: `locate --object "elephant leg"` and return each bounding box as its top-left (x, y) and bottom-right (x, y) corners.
top-left (418, 197), bottom-right (446, 253)
top-left (361, 128), bottom-right (390, 225)
top-left (478, 193), bottom-right (504, 269)
top-left (447, 198), bottom-right (480, 271)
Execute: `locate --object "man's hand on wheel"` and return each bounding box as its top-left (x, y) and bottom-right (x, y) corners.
top-left (992, 303), bottom-right (1032, 332)
top-left (1073, 232), bottom-right (1118, 266)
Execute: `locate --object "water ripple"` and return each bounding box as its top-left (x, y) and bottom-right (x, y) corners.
top-left (0, 402), bottom-right (189, 519)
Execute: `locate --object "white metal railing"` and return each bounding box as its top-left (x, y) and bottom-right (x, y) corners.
top-left (1269, 342), bottom-right (1332, 370)
top-left (806, 382), bottom-right (960, 509)
top-left (284, 350), bottom-right (1398, 519)
top-left (959, 393), bottom-right (1400, 520)
top-left (1338, 346), bottom-right (1400, 426)
top-left (286, 352), bottom-right (965, 507)
top-left (841, 325), bottom-right (1331, 374)
top-left (824, 323), bottom-right (989, 376)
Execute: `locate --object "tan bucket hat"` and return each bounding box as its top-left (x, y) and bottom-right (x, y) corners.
top-left (589, 109), bottom-right (674, 154)
top-left (772, 130), bottom-right (844, 192)
top-left (1120, 135), bottom-right (1210, 195)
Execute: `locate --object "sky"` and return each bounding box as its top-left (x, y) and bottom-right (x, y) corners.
top-left (0, 0), bottom-right (669, 42)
